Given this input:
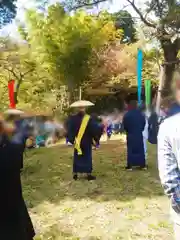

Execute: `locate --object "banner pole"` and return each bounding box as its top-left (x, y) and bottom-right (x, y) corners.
top-left (137, 49), bottom-right (143, 106)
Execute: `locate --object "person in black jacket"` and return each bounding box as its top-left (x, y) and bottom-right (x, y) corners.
top-left (0, 118), bottom-right (35, 240)
top-left (148, 107), bottom-right (159, 145)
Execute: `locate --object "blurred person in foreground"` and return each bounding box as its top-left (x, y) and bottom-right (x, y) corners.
top-left (5, 110), bottom-right (34, 170)
top-left (67, 101), bottom-right (103, 181)
top-left (167, 71), bottom-right (180, 117)
top-left (0, 113), bottom-right (35, 239)
top-left (158, 71), bottom-right (180, 239)
top-left (122, 100), bottom-right (146, 170)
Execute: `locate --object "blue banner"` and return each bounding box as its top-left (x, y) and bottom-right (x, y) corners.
top-left (137, 49), bottom-right (143, 105)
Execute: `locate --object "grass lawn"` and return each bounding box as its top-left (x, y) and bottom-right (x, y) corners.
top-left (22, 139), bottom-right (173, 240)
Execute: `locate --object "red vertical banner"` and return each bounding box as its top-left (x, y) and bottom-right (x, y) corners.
top-left (8, 80), bottom-right (16, 109)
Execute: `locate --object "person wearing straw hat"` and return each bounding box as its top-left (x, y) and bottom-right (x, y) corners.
top-left (4, 109), bottom-right (32, 170)
top-left (67, 100), bottom-right (103, 181)
top-left (158, 70), bottom-right (180, 239)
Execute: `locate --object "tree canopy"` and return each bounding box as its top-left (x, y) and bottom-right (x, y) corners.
top-left (66, 0), bottom-right (180, 95)
top-left (0, 2), bottom-right (162, 112)
top-left (19, 4), bottom-right (122, 101)
top-left (111, 10), bottom-right (136, 43)
top-left (0, 0), bottom-right (16, 26)
top-left (126, 0), bottom-right (180, 95)
top-left (0, 0), bottom-right (49, 27)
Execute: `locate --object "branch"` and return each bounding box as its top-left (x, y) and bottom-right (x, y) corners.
top-left (71, 0), bottom-right (107, 11)
top-left (3, 66), bottom-right (20, 81)
top-left (156, 0), bottom-right (163, 18)
top-left (23, 68), bottom-right (34, 76)
top-left (15, 68), bottom-right (34, 94)
top-left (144, 2), bottom-right (156, 19)
top-left (126, 0), bottom-right (156, 28)
top-left (0, 79), bottom-right (7, 86)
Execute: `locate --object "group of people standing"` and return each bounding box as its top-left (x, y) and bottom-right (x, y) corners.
top-left (2, 70), bottom-right (180, 239)
top-left (65, 73), bottom-right (180, 240)
top-left (65, 99), bottom-right (160, 180)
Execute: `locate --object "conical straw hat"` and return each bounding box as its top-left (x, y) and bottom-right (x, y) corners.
top-left (70, 100), bottom-right (94, 108)
top-left (4, 109), bottom-right (24, 115)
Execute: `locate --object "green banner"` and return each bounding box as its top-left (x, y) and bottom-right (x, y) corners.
top-left (145, 80), bottom-right (151, 107)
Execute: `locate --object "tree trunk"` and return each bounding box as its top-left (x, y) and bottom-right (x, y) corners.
top-left (161, 39), bottom-right (179, 97)
top-left (68, 85), bottom-right (77, 104)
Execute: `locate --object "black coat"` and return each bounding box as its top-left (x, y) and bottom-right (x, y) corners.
top-left (148, 112), bottom-right (159, 144)
top-left (0, 135), bottom-right (35, 240)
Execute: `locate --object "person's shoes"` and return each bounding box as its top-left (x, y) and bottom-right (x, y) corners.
top-left (87, 175), bottom-right (96, 181)
top-left (125, 166), bottom-right (133, 171)
top-left (140, 165), bottom-right (148, 170)
top-left (73, 174), bottom-right (78, 180)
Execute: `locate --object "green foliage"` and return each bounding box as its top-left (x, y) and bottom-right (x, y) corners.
top-left (22, 4), bottom-right (121, 99)
top-left (0, 0), bottom-right (16, 26)
top-left (0, 0), bottom-right (48, 27)
top-left (111, 10), bottom-right (137, 43)
top-left (66, 0), bottom-right (180, 94)
top-left (0, 38), bottom-right (53, 111)
top-left (145, 0), bottom-right (180, 32)
top-left (0, 3), bottom-right (123, 111)
top-left (0, 1), bottom-right (163, 112)
top-left (126, 0), bottom-right (180, 94)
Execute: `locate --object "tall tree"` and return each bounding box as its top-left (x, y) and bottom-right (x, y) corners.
top-left (21, 4), bottom-right (121, 102)
top-left (111, 10), bottom-right (136, 43)
top-left (0, 0), bottom-right (49, 27)
top-left (65, 0), bottom-right (180, 96)
top-left (0, 40), bottom-right (37, 104)
top-left (125, 0), bottom-right (180, 96)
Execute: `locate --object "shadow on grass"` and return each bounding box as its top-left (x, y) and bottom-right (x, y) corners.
top-left (22, 140), bottom-right (163, 208)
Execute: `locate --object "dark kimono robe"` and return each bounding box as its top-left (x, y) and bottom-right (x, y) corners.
top-left (123, 109), bottom-right (146, 168)
top-left (64, 116), bottom-right (72, 144)
top-left (167, 103), bottom-right (180, 117)
top-left (0, 134), bottom-right (35, 240)
top-left (148, 112), bottom-right (159, 145)
top-left (67, 112), bottom-right (103, 173)
top-left (107, 123), bottom-right (113, 139)
top-left (13, 119), bottom-right (31, 170)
